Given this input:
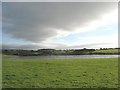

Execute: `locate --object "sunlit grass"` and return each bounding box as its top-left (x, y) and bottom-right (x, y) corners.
top-left (93, 49), bottom-right (118, 53)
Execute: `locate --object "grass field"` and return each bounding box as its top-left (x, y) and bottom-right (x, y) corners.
top-left (2, 58), bottom-right (118, 88)
top-left (93, 49), bottom-right (119, 54)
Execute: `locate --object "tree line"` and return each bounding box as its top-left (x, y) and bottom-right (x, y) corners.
top-left (2, 48), bottom-right (120, 56)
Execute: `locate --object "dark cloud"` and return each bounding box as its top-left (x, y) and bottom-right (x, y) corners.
top-left (2, 43), bottom-right (43, 50)
top-left (2, 2), bottom-right (117, 42)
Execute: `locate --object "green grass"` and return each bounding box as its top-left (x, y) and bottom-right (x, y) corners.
top-left (2, 58), bottom-right (118, 88)
top-left (93, 49), bottom-right (119, 53)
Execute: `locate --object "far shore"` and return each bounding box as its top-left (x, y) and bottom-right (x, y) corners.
top-left (2, 48), bottom-right (120, 56)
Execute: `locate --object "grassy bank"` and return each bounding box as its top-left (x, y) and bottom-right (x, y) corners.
top-left (93, 49), bottom-right (119, 54)
top-left (2, 58), bottom-right (118, 88)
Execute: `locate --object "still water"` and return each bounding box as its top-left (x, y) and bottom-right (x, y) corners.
top-left (3, 55), bottom-right (119, 60)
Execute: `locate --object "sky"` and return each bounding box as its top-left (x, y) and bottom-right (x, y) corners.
top-left (1, 2), bottom-right (118, 50)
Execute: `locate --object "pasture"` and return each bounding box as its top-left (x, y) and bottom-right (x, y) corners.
top-left (2, 57), bottom-right (118, 88)
top-left (93, 49), bottom-right (119, 54)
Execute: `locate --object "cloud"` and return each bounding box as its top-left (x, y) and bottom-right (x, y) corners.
top-left (2, 2), bottom-right (117, 43)
top-left (2, 42), bottom-right (46, 50)
top-left (68, 43), bottom-right (114, 49)
top-left (1, 42), bottom-right (69, 50)
top-left (2, 42), bottom-right (116, 50)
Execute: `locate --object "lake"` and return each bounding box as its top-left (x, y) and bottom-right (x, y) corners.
top-left (2, 55), bottom-right (119, 60)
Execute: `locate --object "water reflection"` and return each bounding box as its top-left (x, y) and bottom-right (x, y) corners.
top-left (3, 55), bottom-right (119, 60)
